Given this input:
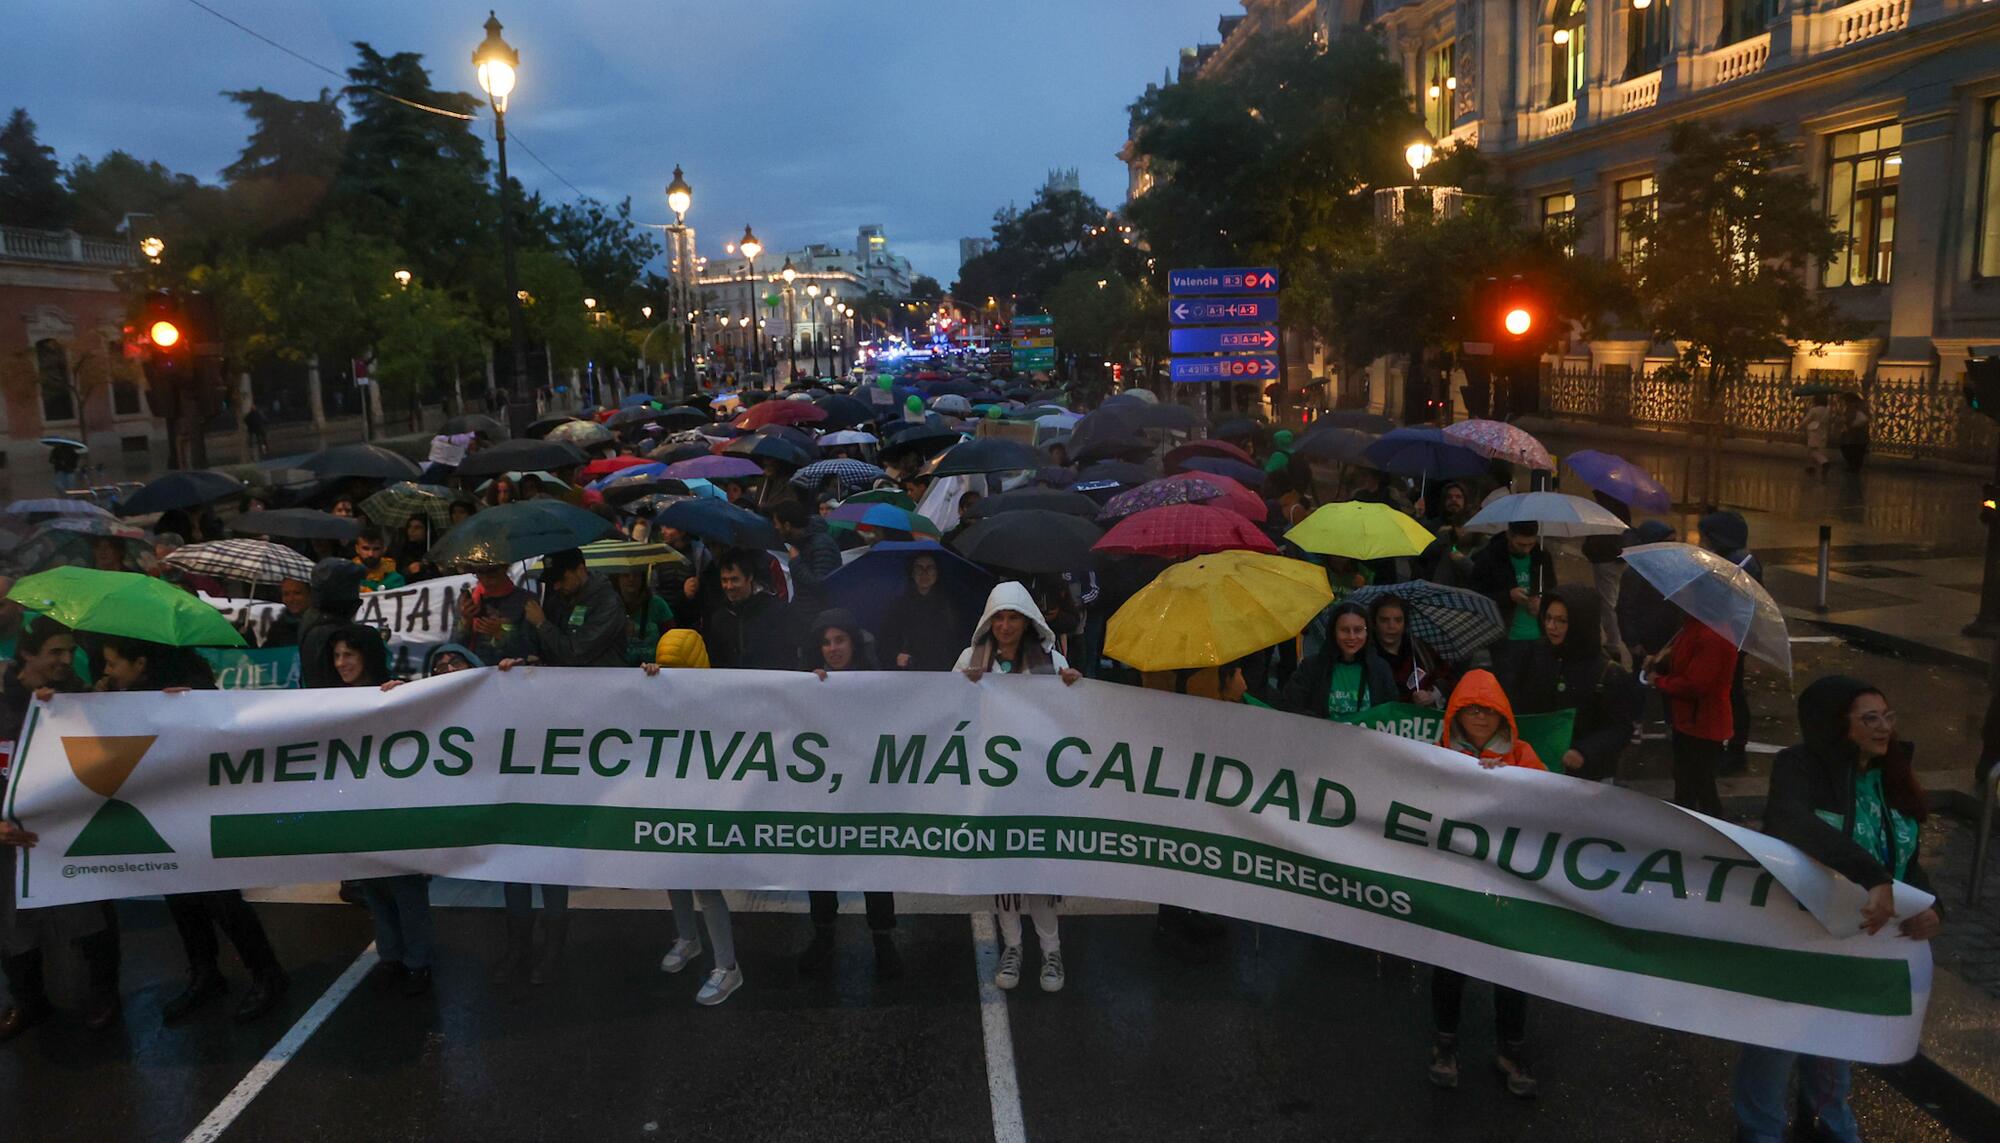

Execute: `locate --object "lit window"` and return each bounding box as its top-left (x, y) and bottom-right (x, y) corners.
top-left (1424, 41), bottom-right (1456, 140)
top-left (1823, 122), bottom-right (1901, 287)
top-left (1541, 191), bottom-right (1578, 256)
top-left (1978, 99), bottom-right (2000, 279)
top-left (1551, 0), bottom-right (1587, 107)
top-left (1616, 175), bottom-right (1657, 266)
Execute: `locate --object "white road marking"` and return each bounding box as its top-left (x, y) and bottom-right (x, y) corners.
top-left (1788, 635), bottom-right (1842, 644)
top-left (970, 913), bottom-right (1028, 1143)
top-left (181, 944), bottom-right (380, 1143)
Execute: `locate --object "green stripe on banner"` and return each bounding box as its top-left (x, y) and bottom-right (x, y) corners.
top-left (211, 803), bottom-right (1910, 1016)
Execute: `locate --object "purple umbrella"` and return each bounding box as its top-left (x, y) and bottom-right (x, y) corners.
top-left (665, 455), bottom-right (765, 481)
top-left (1563, 449), bottom-right (1673, 514)
top-left (1097, 477), bottom-right (1227, 523)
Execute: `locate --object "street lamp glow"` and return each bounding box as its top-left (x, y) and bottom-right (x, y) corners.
top-left (824, 295), bottom-right (836, 308)
top-left (138, 236), bottom-right (165, 261)
top-left (739, 316), bottom-right (750, 328)
top-left (583, 296), bottom-right (597, 310)
top-left (1405, 141), bottom-right (1435, 181)
top-left (394, 269), bottom-right (412, 288)
top-left (1552, 27), bottom-right (1571, 44)
top-left (1632, 0), bottom-right (1652, 9)
top-left (739, 226), bottom-right (762, 262)
top-left (806, 281), bottom-right (821, 299)
top-left (665, 165), bottom-right (692, 221)
top-left (780, 257), bottom-right (797, 285)
top-left (641, 305), bottom-right (653, 319)
top-left (1504, 307), bottom-right (1533, 336)
top-left (472, 12), bottom-right (519, 111)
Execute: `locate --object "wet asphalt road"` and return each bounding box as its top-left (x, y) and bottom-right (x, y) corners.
top-left (0, 898), bottom-right (1969, 1143)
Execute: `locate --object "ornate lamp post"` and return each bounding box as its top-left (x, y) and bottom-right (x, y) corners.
top-left (473, 11), bottom-right (532, 431)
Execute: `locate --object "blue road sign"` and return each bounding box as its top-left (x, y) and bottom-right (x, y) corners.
top-left (1169, 297), bottom-right (1278, 325)
top-left (1169, 326), bottom-right (1279, 354)
top-left (1167, 267), bottom-right (1279, 295)
top-left (1169, 355), bottom-right (1281, 384)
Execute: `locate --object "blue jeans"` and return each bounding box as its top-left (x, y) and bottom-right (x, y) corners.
top-left (1732, 1044), bottom-right (1861, 1143)
top-left (358, 875), bottom-right (434, 970)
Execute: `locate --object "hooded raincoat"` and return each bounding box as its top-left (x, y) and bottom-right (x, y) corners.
top-left (953, 582), bottom-right (1070, 675)
top-left (1504, 585), bottom-right (1638, 778)
top-left (1438, 669), bottom-right (1546, 770)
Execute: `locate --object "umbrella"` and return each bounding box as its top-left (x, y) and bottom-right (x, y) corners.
top-left (1563, 450), bottom-right (1672, 515)
top-left (474, 472), bottom-right (572, 494)
top-left (649, 407), bottom-right (714, 432)
top-left (456, 438), bottom-right (589, 479)
top-left (117, 470), bottom-right (247, 517)
top-left (1348, 582), bottom-right (1505, 660)
top-left (588, 461), bottom-right (671, 490)
top-left (1163, 439), bottom-right (1255, 473)
top-left (4, 498), bottom-right (115, 522)
top-left (927, 439), bottom-right (1043, 477)
top-left (9, 520), bottom-right (152, 574)
top-left (1442, 419), bottom-right (1555, 470)
top-left (164, 539), bottom-right (315, 585)
top-left (1362, 427), bottom-right (1488, 478)
top-left (299, 443), bottom-right (422, 482)
top-left (1106, 551), bottom-right (1331, 671)
top-left (845, 488), bottom-right (917, 510)
top-left (819, 429), bottom-right (879, 447)
top-left (547, 420), bottom-right (615, 449)
top-left (964, 487), bottom-right (1101, 519)
top-left (1293, 426), bottom-right (1378, 465)
top-left (581, 455), bottom-right (654, 480)
top-left (39, 436), bottom-right (87, 452)
top-left (1285, 502), bottom-right (1435, 560)
top-left (812, 395), bottom-right (876, 430)
top-left (580, 539), bottom-right (686, 574)
top-left (1097, 400), bottom-right (1201, 430)
top-left (667, 455), bottom-right (765, 481)
top-left (361, 482), bottom-right (461, 532)
top-left (652, 499), bottom-right (783, 550)
top-left (651, 441), bottom-right (717, 464)
top-left (526, 415), bottom-right (587, 439)
top-left (621, 393), bottom-right (657, 408)
top-left (33, 516), bottom-right (149, 540)
top-left (8, 567), bottom-right (244, 647)
top-left (438, 413), bottom-right (510, 438)
top-left (233, 508), bottom-right (361, 542)
top-left (952, 510), bottom-right (1104, 574)
top-left (723, 434), bottom-right (815, 468)
top-left (1067, 411), bottom-right (1154, 464)
top-left (1035, 412), bottom-right (1082, 433)
top-left (823, 540), bottom-right (996, 637)
top-left (1072, 459), bottom-right (1154, 491)
top-left (1178, 456), bottom-right (1265, 489)
top-left (1099, 477), bottom-right (1228, 523)
top-left (427, 501), bottom-right (613, 569)
top-left (791, 459), bottom-right (887, 495)
top-left (931, 394), bottom-right (973, 416)
top-left (1312, 410), bottom-right (1396, 433)
top-left (1620, 542), bottom-right (1791, 673)
top-left (1211, 419), bottom-right (1267, 443)
top-left (1093, 504), bottom-right (1277, 560)
top-left (826, 502), bottom-right (941, 538)
top-left (606, 406), bottom-right (674, 431)
top-left (1462, 492), bottom-right (1629, 538)
top-left (738, 400), bottom-right (828, 430)
top-left (877, 426), bottom-right (962, 460)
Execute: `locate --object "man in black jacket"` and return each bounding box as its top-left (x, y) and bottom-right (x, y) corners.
top-left (771, 501), bottom-right (842, 613)
top-left (297, 559), bottom-right (364, 689)
top-left (1470, 522), bottom-right (1555, 676)
top-left (704, 549), bottom-right (801, 670)
top-left (519, 548), bottom-right (628, 668)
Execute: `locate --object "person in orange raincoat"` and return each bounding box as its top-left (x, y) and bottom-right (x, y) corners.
top-left (1428, 670), bottom-right (1543, 1098)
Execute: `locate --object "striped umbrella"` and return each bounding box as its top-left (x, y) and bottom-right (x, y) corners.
top-left (791, 459), bottom-right (887, 495)
top-left (165, 539), bottom-right (315, 585)
top-left (580, 539), bottom-right (686, 573)
top-left (1347, 582), bottom-right (1504, 660)
top-left (361, 482), bottom-right (460, 531)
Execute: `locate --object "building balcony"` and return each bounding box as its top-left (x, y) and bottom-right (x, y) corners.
top-left (1608, 69), bottom-right (1663, 116)
top-left (1828, 0), bottom-right (1912, 48)
top-left (1530, 100), bottom-right (1578, 141)
top-left (0, 225), bottom-right (136, 268)
top-left (1696, 32), bottom-right (1772, 89)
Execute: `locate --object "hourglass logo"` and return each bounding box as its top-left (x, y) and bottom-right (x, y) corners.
top-left (61, 736), bottom-right (173, 857)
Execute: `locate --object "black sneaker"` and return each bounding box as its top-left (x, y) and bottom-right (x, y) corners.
top-left (873, 933), bottom-right (904, 981)
top-left (161, 974), bottom-right (228, 1025)
top-left (1495, 1041), bottom-right (1538, 1099)
top-left (796, 929), bottom-right (836, 977)
top-left (233, 971), bottom-right (289, 1023)
top-left (373, 960), bottom-right (409, 988)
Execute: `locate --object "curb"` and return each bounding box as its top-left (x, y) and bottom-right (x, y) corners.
top-left (1872, 1053), bottom-right (2000, 1141)
top-left (1790, 613), bottom-right (1991, 675)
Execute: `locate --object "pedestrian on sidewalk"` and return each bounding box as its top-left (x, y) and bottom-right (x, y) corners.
top-left (1803, 396), bottom-right (1832, 477)
top-left (1699, 511), bottom-right (1761, 774)
top-left (1427, 670), bottom-right (1544, 1098)
top-left (1646, 614), bottom-right (1738, 817)
top-left (98, 636), bottom-right (290, 1021)
top-left (640, 630), bottom-right (744, 1006)
top-left (1839, 394), bottom-right (1871, 473)
top-left (956, 583), bottom-right (1082, 993)
top-left (1731, 675), bottom-right (1940, 1143)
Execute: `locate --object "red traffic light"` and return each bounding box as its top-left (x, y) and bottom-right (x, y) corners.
top-left (148, 319), bottom-right (182, 348)
top-left (1503, 307), bottom-right (1532, 337)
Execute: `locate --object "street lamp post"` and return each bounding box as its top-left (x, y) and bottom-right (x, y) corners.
top-left (804, 280), bottom-right (822, 376)
top-left (780, 257), bottom-right (798, 383)
top-left (665, 165), bottom-right (694, 396)
top-left (473, 11), bottom-right (532, 433)
top-left (738, 225), bottom-right (762, 382)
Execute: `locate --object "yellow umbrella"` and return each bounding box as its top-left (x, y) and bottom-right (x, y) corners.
top-left (1106, 551), bottom-right (1332, 671)
top-left (1283, 501), bottom-right (1434, 560)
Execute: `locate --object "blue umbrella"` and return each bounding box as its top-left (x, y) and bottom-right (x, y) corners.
top-left (1562, 450), bottom-right (1672, 514)
top-left (589, 461), bottom-right (672, 491)
top-left (653, 499), bottom-right (782, 550)
top-left (823, 540), bottom-right (995, 637)
top-left (1362, 427), bottom-right (1488, 478)
top-left (620, 393), bottom-right (658, 408)
top-left (1179, 456), bottom-right (1265, 489)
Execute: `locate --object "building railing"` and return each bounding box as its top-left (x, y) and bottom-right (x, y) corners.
top-left (1543, 364), bottom-right (1998, 464)
top-left (1610, 70), bottom-right (1663, 115)
top-left (1372, 185), bottom-right (1477, 226)
top-left (0, 225), bottom-right (136, 268)
top-left (1828, 0), bottom-right (1911, 48)
top-left (1699, 32), bottom-right (1772, 89)
top-left (1537, 101), bottom-right (1578, 139)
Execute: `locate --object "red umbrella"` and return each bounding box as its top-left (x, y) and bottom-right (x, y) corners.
top-left (1092, 504), bottom-right (1277, 560)
top-left (580, 455), bottom-right (651, 479)
top-left (1164, 438), bottom-right (1255, 473)
top-left (738, 401), bottom-right (829, 430)
top-left (1152, 471), bottom-right (1267, 523)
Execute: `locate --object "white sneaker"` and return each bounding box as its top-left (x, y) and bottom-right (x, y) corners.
top-left (695, 965), bottom-right (742, 1006)
top-left (659, 937), bottom-right (703, 974)
top-left (994, 944), bottom-right (1023, 990)
top-left (1040, 950), bottom-right (1066, 993)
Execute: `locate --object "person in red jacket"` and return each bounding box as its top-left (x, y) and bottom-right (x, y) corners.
top-left (1646, 614), bottom-right (1738, 816)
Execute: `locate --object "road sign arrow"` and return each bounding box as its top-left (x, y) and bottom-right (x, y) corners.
top-left (1173, 302), bottom-right (1189, 320)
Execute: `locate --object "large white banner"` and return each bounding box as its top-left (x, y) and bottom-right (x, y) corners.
top-left (204, 573), bottom-right (476, 678)
top-left (4, 670), bottom-right (1932, 1062)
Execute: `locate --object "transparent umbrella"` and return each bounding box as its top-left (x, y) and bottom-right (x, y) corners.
top-left (1462, 492), bottom-right (1628, 538)
top-left (1620, 542), bottom-right (1791, 674)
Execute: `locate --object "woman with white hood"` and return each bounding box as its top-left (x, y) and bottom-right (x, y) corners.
top-left (955, 582), bottom-right (1081, 992)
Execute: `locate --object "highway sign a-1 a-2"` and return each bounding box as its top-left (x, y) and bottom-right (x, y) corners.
top-left (1169, 326), bottom-right (1279, 354)
top-left (1169, 297), bottom-right (1278, 325)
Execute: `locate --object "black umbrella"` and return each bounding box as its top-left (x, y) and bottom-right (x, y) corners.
top-left (526, 415), bottom-right (586, 439)
top-left (927, 439), bottom-right (1043, 477)
top-left (299, 443), bottom-right (422, 482)
top-left (117, 470), bottom-right (247, 516)
top-left (1313, 410), bottom-right (1396, 433)
top-left (1097, 399), bottom-right (1202, 430)
top-left (649, 442), bottom-right (716, 464)
top-left (951, 510), bottom-right (1104, 574)
top-left (606, 405), bottom-right (671, 430)
top-left (1073, 459), bottom-right (1155, 489)
top-left (456, 438), bottom-right (590, 479)
top-left (963, 487), bottom-right (1101, 519)
top-left (234, 508), bottom-right (362, 541)
top-left (601, 476), bottom-right (694, 508)
top-left (438, 413), bottom-right (510, 438)
top-left (1294, 426), bottom-right (1378, 465)
top-left (879, 426), bottom-right (964, 461)
top-left (653, 499), bottom-right (782, 550)
top-left (1211, 418), bottom-right (1268, 443)
top-left (754, 424), bottom-right (821, 451)
top-left (723, 434), bottom-right (815, 468)
top-left (1068, 409), bottom-right (1154, 464)
top-left (813, 394), bottom-right (875, 430)
top-left (652, 407), bottom-right (712, 432)
top-left (427, 500), bottom-right (613, 569)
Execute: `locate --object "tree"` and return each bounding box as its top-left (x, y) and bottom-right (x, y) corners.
top-left (0, 108), bottom-right (71, 227)
top-left (545, 196), bottom-right (656, 313)
top-left (954, 184), bottom-right (1131, 311)
top-left (910, 275), bottom-right (942, 301)
top-left (1043, 269), bottom-right (1164, 401)
top-left (375, 282), bottom-right (483, 428)
top-left (220, 87), bottom-right (347, 241)
top-left (1626, 122), bottom-right (1860, 500)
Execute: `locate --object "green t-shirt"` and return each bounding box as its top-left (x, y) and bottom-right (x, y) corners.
top-left (625, 595), bottom-right (678, 666)
top-left (1507, 552), bottom-right (1541, 640)
top-left (1817, 767), bottom-right (1919, 881)
top-left (1325, 660), bottom-right (1365, 718)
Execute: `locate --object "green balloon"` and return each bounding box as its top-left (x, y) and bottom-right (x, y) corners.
top-left (905, 395), bottom-right (923, 412)
top-left (986, 406), bottom-right (1002, 419)
top-left (877, 374), bottom-right (895, 389)
top-left (1264, 452), bottom-right (1291, 473)
top-left (1273, 429), bottom-right (1295, 449)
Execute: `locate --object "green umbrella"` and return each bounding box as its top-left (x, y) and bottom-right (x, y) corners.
top-left (361, 482), bottom-right (461, 531)
top-left (7, 567), bottom-right (246, 647)
top-left (426, 501), bottom-right (612, 570)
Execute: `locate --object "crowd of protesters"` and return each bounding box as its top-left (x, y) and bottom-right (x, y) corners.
top-left (0, 364), bottom-right (1943, 1139)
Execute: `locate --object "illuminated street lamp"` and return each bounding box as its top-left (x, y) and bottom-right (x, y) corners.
top-left (394, 269), bottom-right (412, 289)
top-left (739, 225), bottom-right (762, 377)
top-left (474, 11), bottom-right (532, 431)
top-left (1405, 140), bottom-right (1435, 182)
top-left (641, 305), bottom-right (653, 319)
top-left (138, 236), bottom-right (165, 263)
top-left (804, 280), bottom-right (822, 373)
top-left (663, 165), bottom-right (695, 392)
top-left (779, 257), bottom-right (799, 381)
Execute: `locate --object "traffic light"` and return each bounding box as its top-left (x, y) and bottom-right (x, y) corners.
top-left (1966, 354), bottom-right (2000, 421)
top-left (1983, 483), bottom-right (1998, 527)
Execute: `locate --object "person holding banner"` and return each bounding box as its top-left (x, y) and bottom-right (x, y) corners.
top-left (956, 583), bottom-right (1081, 993)
top-left (1503, 586), bottom-right (1638, 782)
top-left (1429, 669), bottom-right (1544, 1098)
top-left (1280, 603), bottom-right (1396, 721)
top-left (1, 618), bottom-right (122, 1042)
top-left (1366, 596), bottom-right (1446, 708)
top-left (1732, 676), bottom-right (1941, 1142)
top-left (1646, 614), bottom-right (1738, 818)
